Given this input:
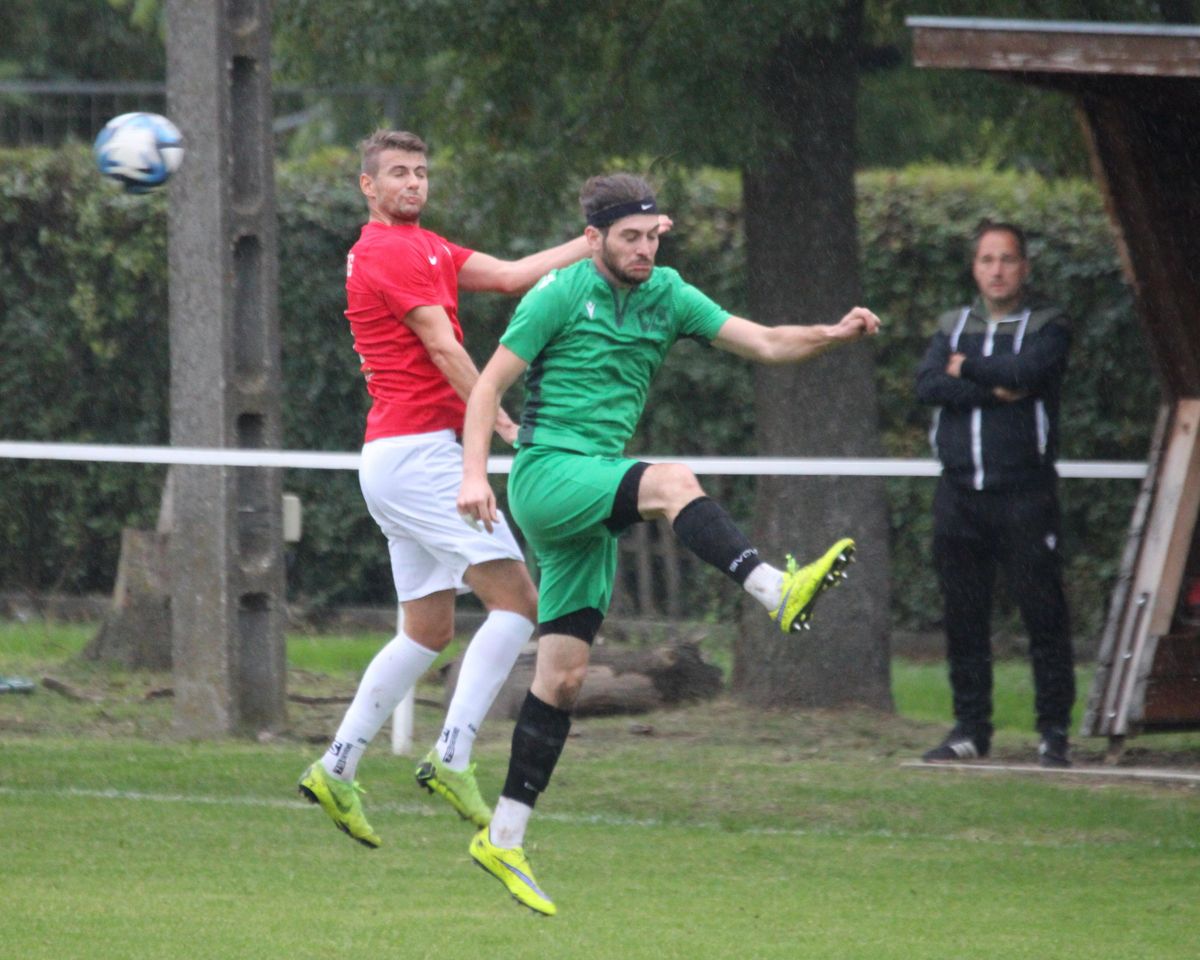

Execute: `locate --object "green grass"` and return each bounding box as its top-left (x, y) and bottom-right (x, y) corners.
top-left (0, 618), bottom-right (94, 659)
top-left (0, 619), bottom-right (459, 678)
top-left (891, 656), bottom-right (1088, 731)
top-left (2, 619), bottom-right (1200, 958)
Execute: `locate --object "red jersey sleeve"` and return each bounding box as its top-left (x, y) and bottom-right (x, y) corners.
top-left (367, 235), bottom-right (443, 320)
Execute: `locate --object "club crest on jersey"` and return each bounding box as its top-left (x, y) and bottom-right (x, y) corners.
top-left (638, 309), bottom-right (668, 334)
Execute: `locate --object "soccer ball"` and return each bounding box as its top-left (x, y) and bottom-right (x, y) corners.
top-left (93, 112), bottom-right (185, 193)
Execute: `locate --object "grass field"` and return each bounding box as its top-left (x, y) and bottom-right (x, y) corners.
top-left (2, 620), bottom-right (1199, 959)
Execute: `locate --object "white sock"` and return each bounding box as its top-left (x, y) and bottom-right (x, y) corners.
top-left (435, 610), bottom-right (534, 771)
top-left (743, 562), bottom-right (784, 610)
top-left (489, 796), bottom-right (534, 849)
top-left (322, 632), bottom-right (438, 782)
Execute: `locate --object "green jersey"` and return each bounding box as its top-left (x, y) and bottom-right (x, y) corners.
top-left (500, 260), bottom-right (730, 456)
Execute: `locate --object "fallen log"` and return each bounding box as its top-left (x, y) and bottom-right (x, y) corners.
top-left (442, 641), bottom-right (724, 720)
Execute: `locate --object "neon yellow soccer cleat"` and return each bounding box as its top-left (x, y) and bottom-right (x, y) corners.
top-left (414, 750), bottom-right (493, 828)
top-left (469, 828), bottom-right (557, 916)
top-left (297, 761), bottom-right (381, 849)
top-left (770, 537), bottom-right (855, 633)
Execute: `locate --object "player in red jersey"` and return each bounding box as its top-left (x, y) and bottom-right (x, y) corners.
top-left (299, 130), bottom-right (612, 846)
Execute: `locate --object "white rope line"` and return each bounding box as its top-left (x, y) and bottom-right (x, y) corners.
top-left (0, 440), bottom-right (1148, 479)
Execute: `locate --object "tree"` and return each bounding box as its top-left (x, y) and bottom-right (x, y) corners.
top-left (0, 0), bottom-right (163, 80)
top-left (276, 0), bottom-right (892, 707)
top-left (733, 4), bottom-right (892, 708)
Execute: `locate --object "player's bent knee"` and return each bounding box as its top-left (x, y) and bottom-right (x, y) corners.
top-left (641, 462), bottom-right (704, 515)
top-left (532, 668), bottom-right (586, 711)
top-left (554, 679), bottom-right (584, 710)
top-left (404, 623), bottom-right (454, 652)
top-left (533, 607), bottom-right (602, 709)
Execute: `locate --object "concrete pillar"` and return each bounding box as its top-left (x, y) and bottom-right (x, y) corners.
top-left (165, 0), bottom-right (286, 736)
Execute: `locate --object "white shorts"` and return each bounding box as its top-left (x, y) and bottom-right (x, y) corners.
top-left (359, 431), bottom-right (525, 602)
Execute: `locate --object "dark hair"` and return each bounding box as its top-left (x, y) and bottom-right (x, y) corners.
top-left (579, 173), bottom-right (656, 230)
top-left (358, 130), bottom-right (428, 176)
top-left (972, 219), bottom-right (1027, 259)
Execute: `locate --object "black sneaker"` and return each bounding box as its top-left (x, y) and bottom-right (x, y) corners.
top-left (922, 729), bottom-right (988, 763)
top-left (1038, 729), bottom-right (1071, 768)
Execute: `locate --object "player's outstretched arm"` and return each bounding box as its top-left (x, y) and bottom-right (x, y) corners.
top-left (457, 238), bottom-right (590, 296)
top-left (712, 308), bottom-right (881, 365)
top-left (458, 215), bottom-right (673, 296)
top-left (458, 346), bottom-right (529, 533)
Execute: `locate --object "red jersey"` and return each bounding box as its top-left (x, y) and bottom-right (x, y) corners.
top-left (344, 221), bottom-right (475, 441)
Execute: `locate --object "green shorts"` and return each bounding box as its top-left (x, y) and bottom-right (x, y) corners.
top-left (508, 445), bottom-right (640, 623)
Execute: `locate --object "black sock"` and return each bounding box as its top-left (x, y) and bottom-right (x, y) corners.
top-left (501, 691), bottom-right (572, 808)
top-left (672, 496), bottom-right (762, 585)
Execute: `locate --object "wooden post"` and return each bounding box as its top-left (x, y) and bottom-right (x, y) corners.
top-left (1090, 400), bottom-right (1200, 742)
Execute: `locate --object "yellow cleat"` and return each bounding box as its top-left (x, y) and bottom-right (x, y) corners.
top-left (415, 750), bottom-right (493, 828)
top-left (469, 828), bottom-right (557, 916)
top-left (770, 537), bottom-right (855, 633)
top-left (297, 761), bottom-right (381, 849)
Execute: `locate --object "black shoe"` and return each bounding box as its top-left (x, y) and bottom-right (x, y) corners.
top-left (1038, 729), bottom-right (1071, 768)
top-left (922, 728), bottom-right (989, 763)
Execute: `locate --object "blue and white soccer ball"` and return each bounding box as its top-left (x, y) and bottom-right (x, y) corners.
top-left (93, 112), bottom-right (184, 193)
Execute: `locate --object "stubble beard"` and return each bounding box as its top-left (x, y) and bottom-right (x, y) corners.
top-left (388, 194), bottom-right (425, 225)
top-left (601, 241), bottom-right (652, 288)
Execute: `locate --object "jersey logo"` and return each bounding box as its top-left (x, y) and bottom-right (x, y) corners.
top-left (638, 309), bottom-right (669, 334)
top-left (346, 253), bottom-right (355, 278)
top-left (428, 255), bottom-right (438, 265)
top-left (535, 272), bottom-right (557, 291)
top-left (586, 301), bottom-right (596, 319)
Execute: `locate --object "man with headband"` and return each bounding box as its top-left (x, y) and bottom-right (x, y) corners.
top-left (456, 172), bottom-right (882, 914)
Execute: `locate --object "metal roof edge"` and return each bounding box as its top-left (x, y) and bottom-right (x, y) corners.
top-left (905, 16), bottom-right (1200, 39)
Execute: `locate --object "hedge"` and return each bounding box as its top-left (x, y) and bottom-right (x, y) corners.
top-left (0, 148), bottom-right (1157, 639)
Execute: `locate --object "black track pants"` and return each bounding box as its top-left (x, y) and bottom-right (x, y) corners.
top-left (932, 478), bottom-right (1075, 741)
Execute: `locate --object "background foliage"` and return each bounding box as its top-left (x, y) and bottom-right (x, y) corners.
top-left (0, 147), bottom-right (1156, 640)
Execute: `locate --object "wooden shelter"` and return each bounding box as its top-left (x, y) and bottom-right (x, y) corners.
top-left (907, 17), bottom-right (1200, 752)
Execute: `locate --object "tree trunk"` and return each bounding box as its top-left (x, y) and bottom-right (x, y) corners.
top-left (82, 528), bottom-right (173, 670)
top-left (733, 4), bottom-right (893, 710)
top-left (82, 473), bottom-right (175, 670)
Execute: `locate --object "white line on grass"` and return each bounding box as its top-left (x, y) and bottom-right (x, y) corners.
top-left (1, 784), bottom-right (1194, 852)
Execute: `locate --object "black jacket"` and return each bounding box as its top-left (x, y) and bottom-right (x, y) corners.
top-left (915, 297), bottom-right (1070, 492)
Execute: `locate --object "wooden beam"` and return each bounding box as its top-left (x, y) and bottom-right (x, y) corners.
top-left (1101, 400), bottom-right (1200, 736)
top-left (1077, 93), bottom-right (1200, 398)
top-left (1082, 406), bottom-right (1169, 738)
top-left (909, 18), bottom-right (1200, 77)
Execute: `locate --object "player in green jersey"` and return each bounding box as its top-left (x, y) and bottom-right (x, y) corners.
top-left (456, 172), bottom-right (881, 914)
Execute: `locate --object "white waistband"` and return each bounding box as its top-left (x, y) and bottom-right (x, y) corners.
top-left (363, 429), bottom-right (457, 450)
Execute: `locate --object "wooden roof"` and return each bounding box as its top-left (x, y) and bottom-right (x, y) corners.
top-left (908, 17), bottom-right (1200, 79)
top-left (907, 17), bottom-right (1200, 399)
